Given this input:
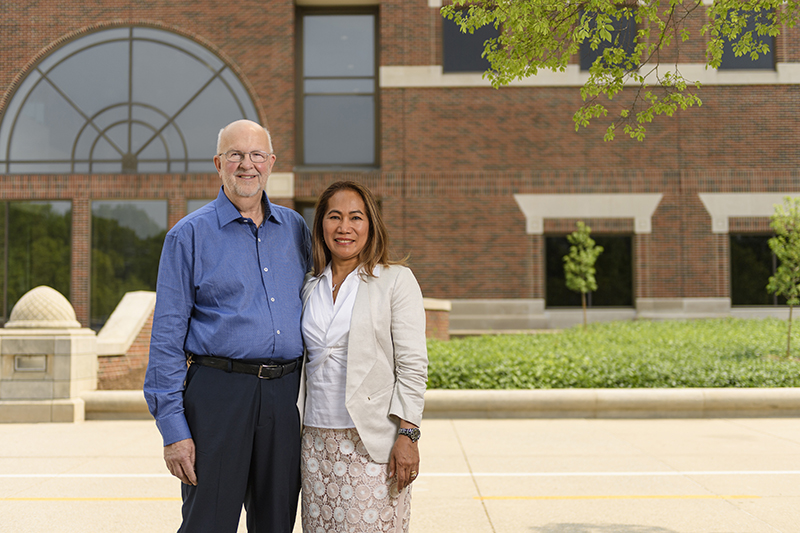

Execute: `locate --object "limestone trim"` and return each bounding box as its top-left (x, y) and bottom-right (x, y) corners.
top-left (423, 298), bottom-right (452, 312)
top-left (513, 193), bottom-right (663, 235)
top-left (380, 64), bottom-right (800, 88)
top-left (448, 297), bottom-right (735, 331)
top-left (698, 193), bottom-right (800, 234)
top-left (266, 172), bottom-right (295, 199)
top-left (96, 291), bottom-right (156, 357)
top-left (636, 297), bottom-right (731, 319)
top-left (297, 0), bottom-right (378, 4)
top-left (5, 286), bottom-right (81, 329)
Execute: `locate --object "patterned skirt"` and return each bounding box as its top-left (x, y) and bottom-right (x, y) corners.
top-left (301, 426), bottom-right (412, 533)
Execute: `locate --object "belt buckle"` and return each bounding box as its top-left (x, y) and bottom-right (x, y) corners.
top-left (258, 364), bottom-right (279, 379)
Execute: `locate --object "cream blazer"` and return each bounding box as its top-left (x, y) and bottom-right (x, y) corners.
top-left (298, 264), bottom-right (428, 463)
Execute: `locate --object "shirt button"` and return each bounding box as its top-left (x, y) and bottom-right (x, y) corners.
top-left (271, 297), bottom-right (275, 302)
top-left (277, 330), bottom-right (281, 335)
top-left (258, 238), bottom-right (261, 242)
top-left (263, 267), bottom-right (268, 272)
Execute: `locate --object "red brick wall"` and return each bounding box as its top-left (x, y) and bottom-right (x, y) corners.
top-left (97, 308), bottom-right (154, 389)
top-left (1, 0), bottom-right (799, 321)
top-left (425, 309), bottom-right (449, 341)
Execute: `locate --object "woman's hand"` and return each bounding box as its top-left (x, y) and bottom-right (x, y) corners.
top-left (388, 424), bottom-right (420, 491)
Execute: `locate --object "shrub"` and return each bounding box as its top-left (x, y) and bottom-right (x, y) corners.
top-left (426, 318), bottom-right (800, 389)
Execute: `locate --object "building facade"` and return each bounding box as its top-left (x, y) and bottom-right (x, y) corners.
top-left (1, 0), bottom-right (798, 331)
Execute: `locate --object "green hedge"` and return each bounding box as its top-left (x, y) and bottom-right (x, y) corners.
top-left (426, 318), bottom-right (800, 389)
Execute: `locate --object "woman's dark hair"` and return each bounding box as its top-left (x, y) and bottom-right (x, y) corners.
top-left (311, 181), bottom-right (399, 276)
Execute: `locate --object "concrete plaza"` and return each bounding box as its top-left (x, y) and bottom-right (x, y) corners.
top-left (1, 417), bottom-right (800, 532)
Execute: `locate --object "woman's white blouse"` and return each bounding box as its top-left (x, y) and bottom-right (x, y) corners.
top-left (301, 264), bottom-right (361, 428)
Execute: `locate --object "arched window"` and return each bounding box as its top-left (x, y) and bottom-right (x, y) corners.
top-left (0, 27), bottom-right (258, 174)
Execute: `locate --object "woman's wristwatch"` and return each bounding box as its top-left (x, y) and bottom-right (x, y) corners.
top-left (398, 427), bottom-right (421, 442)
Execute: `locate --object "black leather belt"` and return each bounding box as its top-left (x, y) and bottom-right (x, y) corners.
top-left (188, 353), bottom-right (301, 380)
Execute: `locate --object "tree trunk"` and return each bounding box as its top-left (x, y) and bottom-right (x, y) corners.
top-left (581, 291), bottom-right (587, 331)
top-left (788, 304), bottom-right (794, 358)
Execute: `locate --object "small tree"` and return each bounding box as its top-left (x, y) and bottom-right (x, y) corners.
top-left (564, 222), bottom-right (604, 330)
top-left (767, 197), bottom-right (800, 357)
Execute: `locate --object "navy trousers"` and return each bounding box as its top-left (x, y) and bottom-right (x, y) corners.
top-left (179, 361), bottom-right (301, 533)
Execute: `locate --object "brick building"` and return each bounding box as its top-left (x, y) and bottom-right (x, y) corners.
top-left (0, 0), bottom-right (798, 332)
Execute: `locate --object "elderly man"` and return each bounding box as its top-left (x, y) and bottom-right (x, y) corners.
top-left (144, 119), bottom-right (311, 532)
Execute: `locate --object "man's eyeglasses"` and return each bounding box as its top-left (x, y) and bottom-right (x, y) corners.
top-left (218, 150), bottom-right (272, 163)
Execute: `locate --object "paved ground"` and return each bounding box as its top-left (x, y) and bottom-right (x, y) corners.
top-left (2, 418), bottom-right (800, 532)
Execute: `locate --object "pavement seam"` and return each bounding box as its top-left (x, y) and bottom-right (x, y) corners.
top-left (678, 420), bottom-right (787, 533)
top-left (450, 419), bottom-right (497, 533)
top-left (727, 417), bottom-right (800, 447)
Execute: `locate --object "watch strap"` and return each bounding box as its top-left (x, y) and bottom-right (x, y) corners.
top-left (398, 427), bottom-right (421, 442)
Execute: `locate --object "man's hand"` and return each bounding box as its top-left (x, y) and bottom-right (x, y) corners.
top-left (388, 432), bottom-right (419, 492)
top-left (164, 438), bottom-right (197, 486)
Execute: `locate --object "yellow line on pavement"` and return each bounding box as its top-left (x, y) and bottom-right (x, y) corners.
top-left (477, 495), bottom-right (760, 501)
top-left (1, 497), bottom-right (181, 502)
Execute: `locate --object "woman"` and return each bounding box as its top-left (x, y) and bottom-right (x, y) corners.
top-left (299, 181), bottom-right (428, 533)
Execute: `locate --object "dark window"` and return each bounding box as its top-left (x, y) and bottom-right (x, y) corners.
top-left (295, 200), bottom-right (317, 230)
top-left (719, 10), bottom-right (775, 70)
top-left (730, 234), bottom-right (782, 305)
top-left (442, 16), bottom-right (499, 73)
top-left (546, 234), bottom-right (633, 307)
top-left (187, 199), bottom-right (214, 214)
top-left (0, 27), bottom-right (258, 174)
top-left (0, 201), bottom-right (72, 324)
top-left (579, 10), bottom-right (637, 71)
top-left (91, 200), bottom-right (167, 330)
top-left (299, 12), bottom-right (377, 167)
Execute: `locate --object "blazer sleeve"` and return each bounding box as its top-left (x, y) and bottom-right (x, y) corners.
top-left (387, 266), bottom-right (429, 427)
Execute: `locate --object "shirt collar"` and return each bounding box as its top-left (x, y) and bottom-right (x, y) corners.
top-left (321, 262), bottom-right (334, 282)
top-left (318, 262), bottom-right (382, 282)
top-left (214, 186), bottom-right (281, 228)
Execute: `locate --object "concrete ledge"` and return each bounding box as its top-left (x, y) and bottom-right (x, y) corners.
top-left (81, 390), bottom-right (151, 420)
top-left (422, 388), bottom-right (800, 418)
top-left (423, 298), bottom-right (451, 312)
top-left (72, 388), bottom-right (800, 421)
top-left (96, 291), bottom-right (156, 356)
top-left (0, 398), bottom-right (84, 423)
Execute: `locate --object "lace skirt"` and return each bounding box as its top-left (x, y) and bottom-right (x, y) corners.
top-left (301, 426), bottom-right (412, 533)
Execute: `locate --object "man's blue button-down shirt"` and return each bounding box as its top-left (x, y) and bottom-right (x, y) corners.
top-left (144, 187), bottom-right (312, 446)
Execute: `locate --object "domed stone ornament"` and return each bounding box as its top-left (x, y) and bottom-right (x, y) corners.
top-left (5, 286), bottom-right (81, 329)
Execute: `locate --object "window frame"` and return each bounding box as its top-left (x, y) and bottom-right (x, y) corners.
top-left (90, 199), bottom-right (167, 330)
top-left (544, 232), bottom-right (635, 309)
top-left (441, 12), bottom-right (499, 73)
top-left (717, 9), bottom-right (776, 71)
top-left (729, 233), bottom-right (782, 306)
top-left (0, 25), bottom-right (259, 175)
top-left (295, 6), bottom-right (380, 170)
top-left (0, 200), bottom-right (72, 325)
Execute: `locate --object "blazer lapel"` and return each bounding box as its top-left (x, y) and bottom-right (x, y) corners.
top-left (345, 274), bottom-right (378, 401)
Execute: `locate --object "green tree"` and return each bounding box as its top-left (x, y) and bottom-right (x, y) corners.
top-left (564, 222), bottom-right (604, 330)
top-left (441, 1), bottom-right (797, 140)
top-left (767, 197), bottom-right (800, 357)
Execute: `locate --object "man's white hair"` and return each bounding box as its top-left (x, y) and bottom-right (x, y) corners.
top-left (216, 122), bottom-right (274, 154)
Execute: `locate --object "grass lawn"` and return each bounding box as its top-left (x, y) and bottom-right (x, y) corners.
top-left (427, 318), bottom-right (800, 389)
